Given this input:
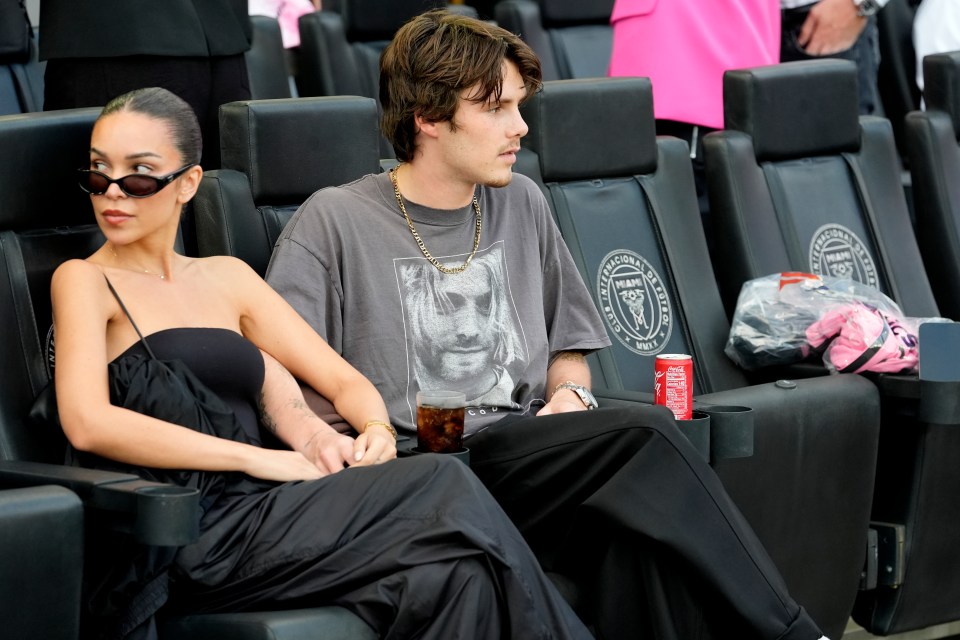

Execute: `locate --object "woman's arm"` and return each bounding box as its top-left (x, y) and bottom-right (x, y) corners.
top-left (224, 258), bottom-right (397, 464)
top-left (52, 260), bottom-right (323, 482)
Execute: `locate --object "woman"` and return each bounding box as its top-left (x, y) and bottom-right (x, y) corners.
top-left (52, 86), bottom-right (590, 640)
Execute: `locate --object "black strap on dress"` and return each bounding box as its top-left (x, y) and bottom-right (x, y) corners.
top-left (103, 275), bottom-right (159, 361)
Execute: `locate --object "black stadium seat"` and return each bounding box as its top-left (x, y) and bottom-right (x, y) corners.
top-left (0, 10), bottom-right (43, 115)
top-left (704, 59), bottom-right (960, 636)
top-left (194, 96), bottom-right (382, 277)
top-left (494, 0), bottom-right (614, 81)
top-left (905, 51), bottom-right (960, 321)
top-left (704, 59), bottom-right (938, 320)
top-left (877, 0), bottom-right (921, 160)
top-left (295, 0), bottom-right (477, 99)
top-left (0, 485), bottom-right (83, 640)
top-left (245, 15), bottom-right (294, 100)
top-left (519, 76), bottom-right (882, 640)
top-left (0, 107), bottom-right (375, 640)
top-left (295, 0), bottom-right (477, 158)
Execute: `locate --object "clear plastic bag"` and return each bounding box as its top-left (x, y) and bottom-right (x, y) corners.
top-left (725, 272), bottom-right (951, 374)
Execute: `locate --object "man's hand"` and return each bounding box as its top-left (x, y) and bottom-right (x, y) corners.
top-left (536, 389), bottom-right (589, 416)
top-left (798, 0), bottom-right (868, 55)
top-left (301, 429), bottom-right (356, 475)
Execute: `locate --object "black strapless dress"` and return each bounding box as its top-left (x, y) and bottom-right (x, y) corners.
top-left (76, 328), bottom-right (589, 640)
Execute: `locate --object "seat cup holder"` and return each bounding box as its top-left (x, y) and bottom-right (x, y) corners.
top-left (675, 410), bottom-right (711, 462)
top-left (135, 485), bottom-right (200, 546)
top-left (699, 405), bottom-right (754, 461)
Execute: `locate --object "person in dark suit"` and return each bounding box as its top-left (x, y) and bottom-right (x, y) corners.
top-left (40, 0), bottom-right (252, 167)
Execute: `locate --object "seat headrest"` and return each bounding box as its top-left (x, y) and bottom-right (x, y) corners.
top-left (0, 1), bottom-right (32, 64)
top-left (723, 59), bottom-right (861, 162)
top-left (922, 51), bottom-right (960, 139)
top-left (341, 0), bottom-right (457, 41)
top-left (523, 77), bottom-right (657, 181)
top-left (219, 96), bottom-right (382, 202)
top-left (540, 0), bottom-right (615, 25)
top-left (0, 108), bottom-right (100, 230)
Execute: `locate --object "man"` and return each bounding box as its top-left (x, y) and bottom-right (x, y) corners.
top-left (780, 0), bottom-right (889, 115)
top-left (266, 9), bottom-right (829, 639)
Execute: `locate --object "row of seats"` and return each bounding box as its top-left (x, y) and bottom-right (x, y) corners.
top-left (87, 72), bottom-right (880, 637)
top-left (135, 54), bottom-right (960, 637)
top-left (516, 76), bottom-right (878, 638)
top-left (704, 57), bottom-right (960, 636)
top-left (0, 83), bottom-right (864, 637)
top-left (1, 51), bottom-right (959, 640)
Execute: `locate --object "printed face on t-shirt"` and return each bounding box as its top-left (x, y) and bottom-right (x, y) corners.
top-left (397, 245), bottom-right (527, 403)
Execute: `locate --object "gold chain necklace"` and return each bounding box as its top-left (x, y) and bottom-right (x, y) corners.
top-left (108, 244), bottom-right (166, 280)
top-left (389, 166), bottom-right (482, 275)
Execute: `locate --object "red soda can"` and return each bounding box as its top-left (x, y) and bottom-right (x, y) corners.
top-left (654, 354), bottom-right (693, 420)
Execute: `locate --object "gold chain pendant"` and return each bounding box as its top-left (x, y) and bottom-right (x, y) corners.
top-left (389, 166), bottom-right (482, 275)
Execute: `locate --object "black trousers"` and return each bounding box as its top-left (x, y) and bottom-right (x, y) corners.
top-left (467, 405), bottom-right (823, 640)
top-left (43, 54), bottom-right (250, 168)
top-left (166, 455), bottom-right (591, 640)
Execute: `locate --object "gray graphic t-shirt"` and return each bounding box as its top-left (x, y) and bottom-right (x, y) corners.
top-left (266, 171), bottom-right (610, 435)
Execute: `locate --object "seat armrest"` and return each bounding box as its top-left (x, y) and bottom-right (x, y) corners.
top-left (0, 485), bottom-right (83, 640)
top-left (0, 459), bottom-right (199, 546)
top-left (163, 606), bottom-right (378, 640)
top-left (869, 373), bottom-right (920, 400)
top-left (592, 387), bottom-right (655, 406)
top-left (868, 373), bottom-right (960, 425)
top-left (594, 388), bottom-right (753, 462)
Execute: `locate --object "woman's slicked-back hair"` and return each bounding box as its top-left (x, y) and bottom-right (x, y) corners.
top-left (379, 9), bottom-right (542, 163)
top-left (99, 87), bottom-right (202, 166)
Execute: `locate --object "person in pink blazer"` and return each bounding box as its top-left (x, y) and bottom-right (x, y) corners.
top-left (609, 0), bottom-right (781, 250)
top-left (609, 0), bottom-right (780, 130)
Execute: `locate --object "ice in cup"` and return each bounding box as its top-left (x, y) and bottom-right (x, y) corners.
top-left (416, 390), bottom-right (466, 453)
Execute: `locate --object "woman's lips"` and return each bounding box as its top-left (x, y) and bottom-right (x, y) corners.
top-left (101, 210), bottom-right (132, 225)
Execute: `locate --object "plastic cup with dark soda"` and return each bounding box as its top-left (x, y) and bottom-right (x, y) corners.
top-left (416, 390), bottom-right (466, 453)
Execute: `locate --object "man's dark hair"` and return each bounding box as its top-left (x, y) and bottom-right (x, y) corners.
top-left (380, 9), bottom-right (542, 163)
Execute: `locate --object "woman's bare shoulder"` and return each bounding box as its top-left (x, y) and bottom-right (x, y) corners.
top-left (193, 254), bottom-right (257, 277)
top-left (51, 258), bottom-right (105, 290)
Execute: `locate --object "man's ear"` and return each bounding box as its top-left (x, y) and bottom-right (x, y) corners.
top-left (414, 113), bottom-right (441, 140)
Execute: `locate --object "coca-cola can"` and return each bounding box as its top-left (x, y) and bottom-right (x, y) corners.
top-left (654, 354), bottom-right (693, 420)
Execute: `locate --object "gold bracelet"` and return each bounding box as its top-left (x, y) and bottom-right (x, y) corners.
top-left (364, 419), bottom-right (398, 440)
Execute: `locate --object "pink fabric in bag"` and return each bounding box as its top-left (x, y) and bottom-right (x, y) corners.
top-left (608, 0), bottom-right (780, 128)
top-left (806, 303), bottom-right (920, 374)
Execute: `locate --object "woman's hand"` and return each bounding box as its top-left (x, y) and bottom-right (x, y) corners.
top-left (352, 425), bottom-right (398, 466)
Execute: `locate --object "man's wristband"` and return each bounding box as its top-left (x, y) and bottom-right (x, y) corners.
top-left (364, 419), bottom-right (398, 440)
top-left (552, 381), bottom-right (598, 410)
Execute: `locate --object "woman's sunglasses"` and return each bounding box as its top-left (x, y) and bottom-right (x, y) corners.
top-left (77, 164), bottom-right (195, 198)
